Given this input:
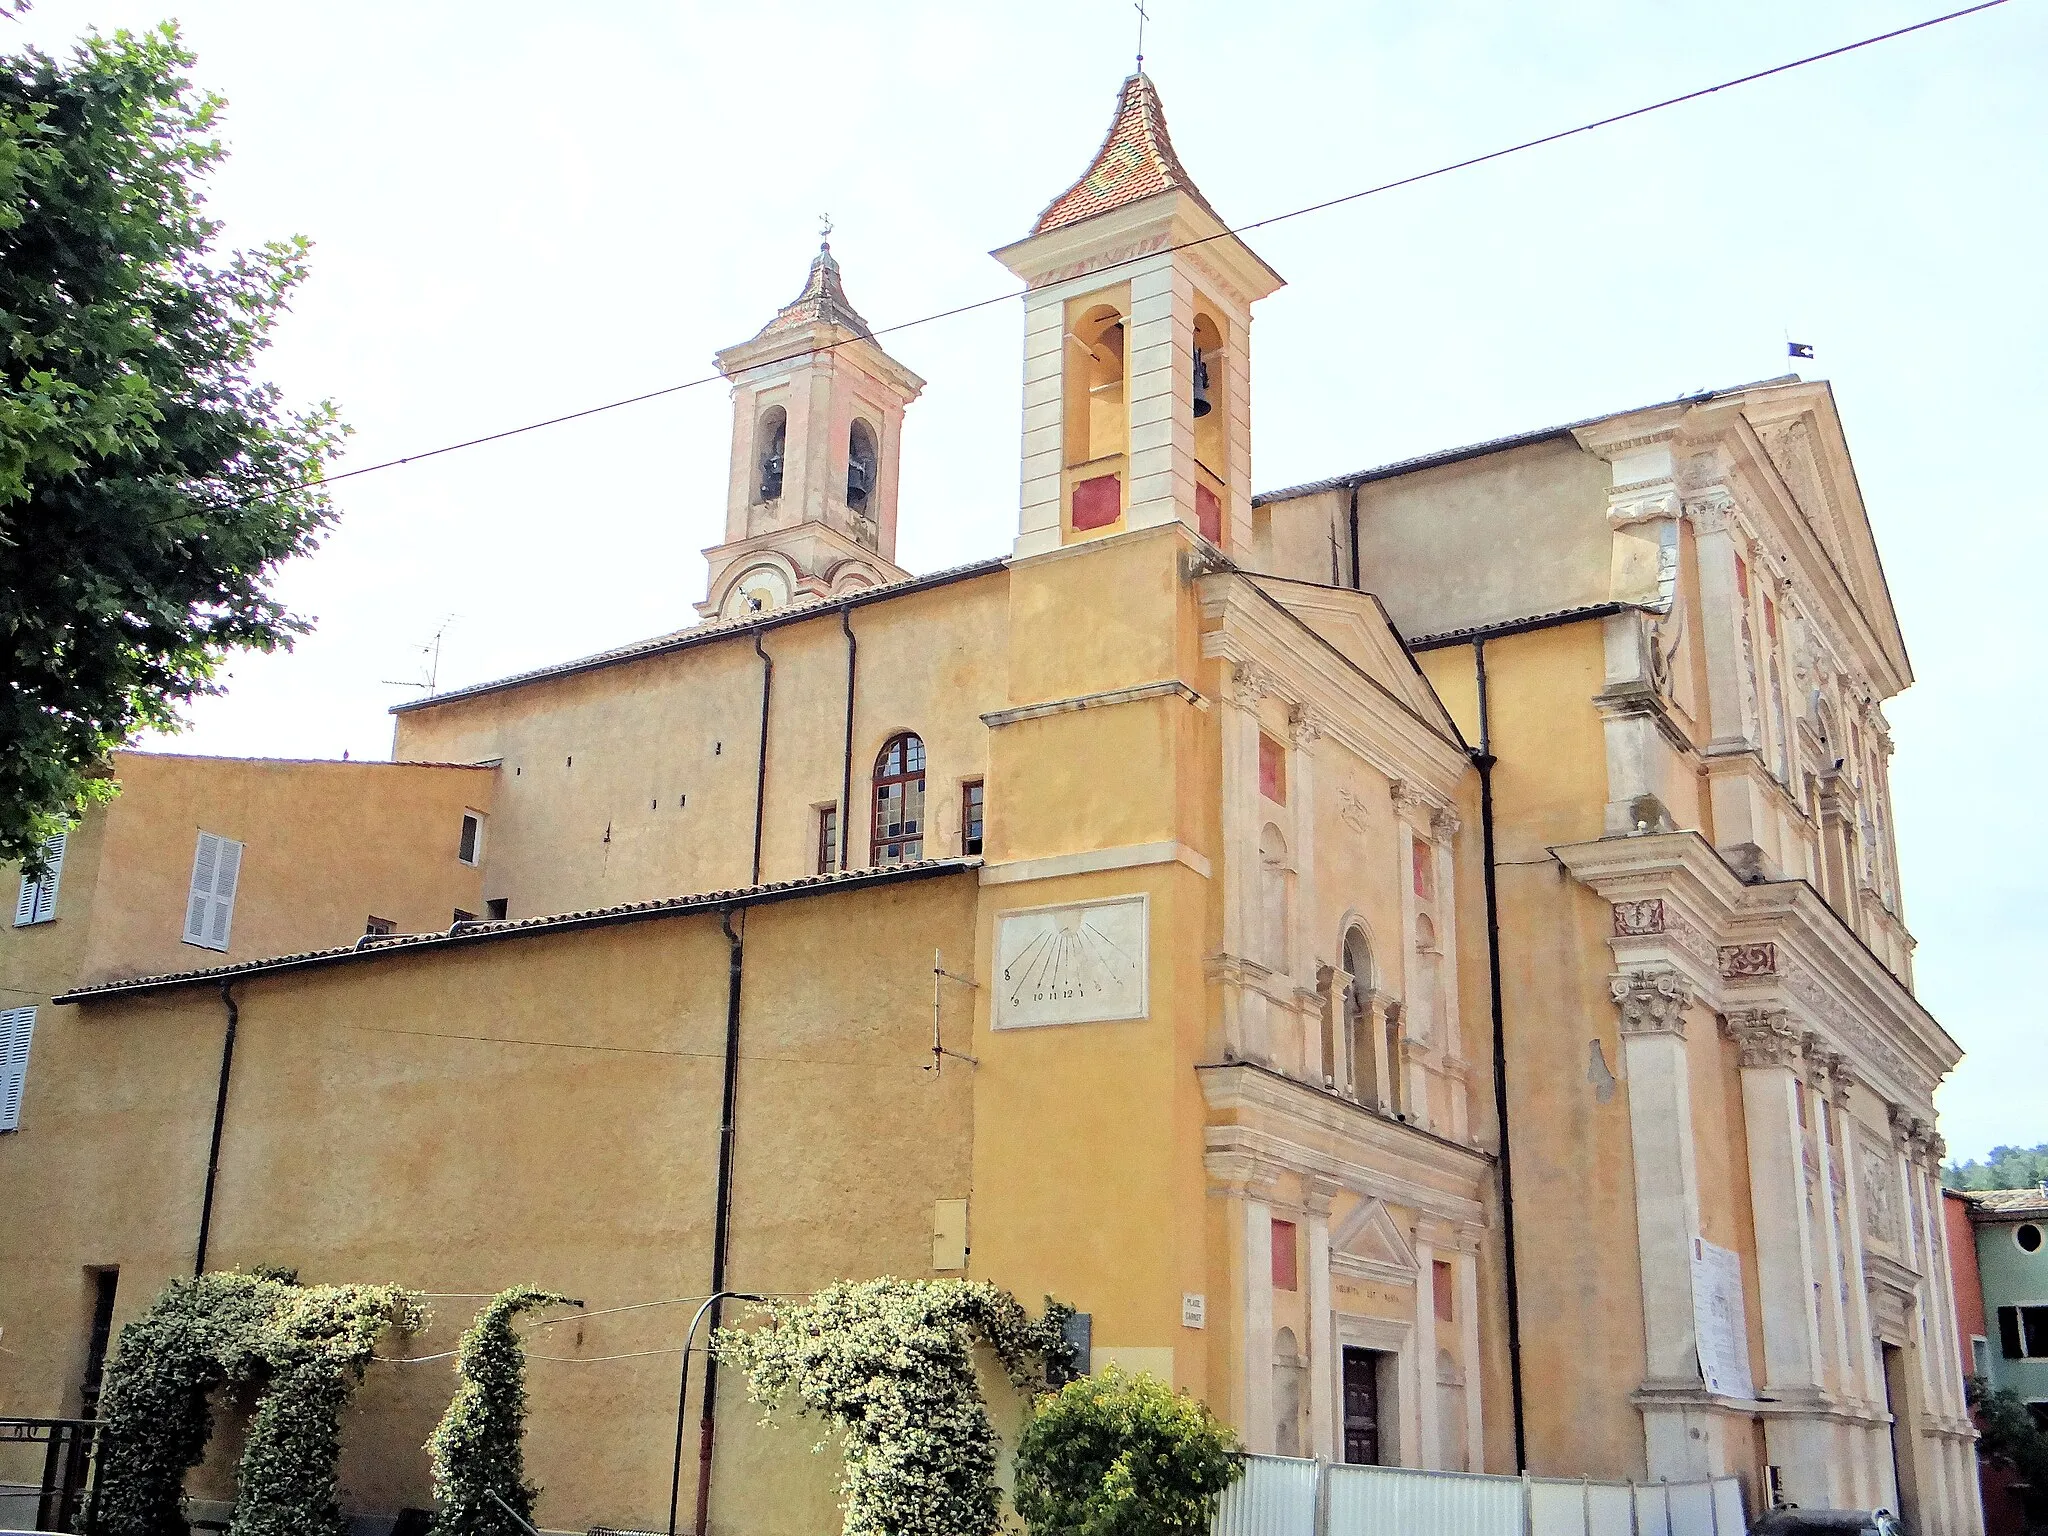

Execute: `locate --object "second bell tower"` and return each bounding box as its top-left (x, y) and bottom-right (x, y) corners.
top-left (699, 239), bottom-right (925, 621)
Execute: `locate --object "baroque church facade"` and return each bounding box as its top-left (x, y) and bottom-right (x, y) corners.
top-left (0, 72), bottom-right (1977, 1536)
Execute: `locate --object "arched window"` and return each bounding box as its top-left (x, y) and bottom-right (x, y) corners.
top-left (847, 419), bottom-right (878, 514)
top-left (871, 733), bottom-right (925, 865)
top-left (756, 407), bottom-right (787, 502)
top-left (1411, 914), bottom-right (1440, 1046)
top-left (1344, 928), bottom-right (1376, 1104)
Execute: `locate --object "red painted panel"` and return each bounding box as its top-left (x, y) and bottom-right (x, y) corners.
top-left (1259, 733), bottom-right (1286, 803)
top-left (1072, 473), bottom-right (1121, 531)
top-left (1196, 482), bottom-right (1223, 543)
top-left (1272, 1218), bottom-right (1298, 1291)
top-left (1412, 836), bottom-right (1434, 900)
top-left (1433, 1259), bottom-right (1454, 1322)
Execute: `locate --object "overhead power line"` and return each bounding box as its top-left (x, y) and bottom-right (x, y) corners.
top-left (190, 0), bottom-right (2011, 514)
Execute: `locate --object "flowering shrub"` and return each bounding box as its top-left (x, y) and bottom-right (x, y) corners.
top-left (713, 1278), bottom-right (1075, 1536)
top-left (92, 1271), bottom-right (423, 1536)
top-left (426, 1287), bottom-right (574, 1536)
top-left (1014, 1366), bottom-right (1243, 1536)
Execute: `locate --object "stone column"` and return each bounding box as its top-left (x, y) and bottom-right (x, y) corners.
top-left (1243, 1186), bottom-right (1277, 1453)
top-left (1804, 1047), bottom-right (1855, 1403)
top-left (1219, 663), bottom-right (1270, 1063)
top-left (1726, 1009), bottom-right (1831, 1507)
top-left (1413, 1221), bottom-right (1443, 1469)
top-left (1682, 487), bottom-right (1755, 756)
top-left (1456, 1228), bottom-right (1485, 1472)
top-left (1431, 807), bottom-right (1468, 1140)
top-left (1306, 1180), bottom-right (1339, 1461)
top-left (1828, 1065), bottom-right (1885, 1507)
top-left (1365, 992), bottom-right (1395, 1117)
top-left (1613, 969), bottom-right (1705, 1386)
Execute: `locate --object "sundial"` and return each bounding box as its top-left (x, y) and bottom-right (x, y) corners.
top-left (994, 895), bottom-right (1149, 1029)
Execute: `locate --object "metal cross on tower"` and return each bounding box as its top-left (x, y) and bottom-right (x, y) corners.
top-left (1133, 0), bottom-right (1149, 69)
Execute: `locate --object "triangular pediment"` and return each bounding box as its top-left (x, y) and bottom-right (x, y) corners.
top-left (1247, 577), bottom-right (1464, 743)
top-left (1329, 1197), bottom-right (1417, 1282)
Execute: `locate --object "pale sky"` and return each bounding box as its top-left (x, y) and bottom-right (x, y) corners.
top-left (13, 0), bottom-right (2044, 1159)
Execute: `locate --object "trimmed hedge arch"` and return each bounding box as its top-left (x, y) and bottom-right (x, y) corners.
top-left (714, 1278), bottom-right (1075, 1536)
top-left (426, 1286), bottom-right (574, 1536)
top-left (92, 1271), bottom-right (423, 1536)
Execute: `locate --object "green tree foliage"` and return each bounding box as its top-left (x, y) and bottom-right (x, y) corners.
top-left (1945, 1144), bottom-right (2048, 1191)
top-left (0, 23), bottom-right (346, 873)
top-left (713, 1278), bottom-right (1076, 1536)
top-left (1014, 1367), bottom-right (1244, 1536)
top-left (1968, 1376), bottom-right (2048, 1496)
top-left (425, 1287), bottom-right (575, 1536)
top-left (92, 1271), bottom-right (422, 1536)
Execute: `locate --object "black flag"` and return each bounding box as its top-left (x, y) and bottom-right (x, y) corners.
top-left (1788, 341), bottom-right (1815, 359)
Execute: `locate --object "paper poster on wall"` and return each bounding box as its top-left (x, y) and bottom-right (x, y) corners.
top-left (1691, 1237), bottom-right (1755, 1399)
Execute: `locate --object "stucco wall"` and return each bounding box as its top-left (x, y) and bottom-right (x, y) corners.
top-left (0, 872), bottom-right (980, 1536)
top-left (1978, 1214), bottom-right (2048, 1402)
top-left (391, 572), bottom-right (1009, 913)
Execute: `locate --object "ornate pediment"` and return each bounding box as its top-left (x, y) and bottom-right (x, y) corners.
top-left (1330, 1197), bottom-right (1418, 1283)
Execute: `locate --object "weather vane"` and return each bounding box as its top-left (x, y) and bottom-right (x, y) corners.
top-left (818, 212), bottom-right (833, 247)
top-left (1133, 0), bottom-right (1149, 69)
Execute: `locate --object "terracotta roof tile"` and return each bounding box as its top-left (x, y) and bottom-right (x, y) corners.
top-left (1966, 1187), bottom-right (2048, 1219)
top-left (1033, 72), bottom-right (1225, 236)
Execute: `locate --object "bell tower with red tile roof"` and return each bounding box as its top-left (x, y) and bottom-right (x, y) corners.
top-left (992, 72), bottom-right (1283, 560)
top-left (699, 238), bottom-right (925, 622)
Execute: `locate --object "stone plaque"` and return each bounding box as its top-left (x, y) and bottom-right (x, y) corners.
top-left (995, 894), bottom-right (1149, 1029)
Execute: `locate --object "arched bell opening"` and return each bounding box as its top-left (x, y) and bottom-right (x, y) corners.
top-left (754, 406), bottom-right (787, 503)
top-left (1191, 310), bottom-right (1228, 544)
top-left (1063, 299), bottom-right (1129, 535)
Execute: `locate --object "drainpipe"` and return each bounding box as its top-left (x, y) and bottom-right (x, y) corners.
top-left (689, 908), bottom-right (748, 1536)
top-left (1472, 637), bottom-right (1529, 1469)
top-left (751, 631), bottom-right (773, 886)
top-left (193, 980), bottom-right (240, 1276)
top-left (839, 606), bottom-right (858, 871)
top-left (1347, 482), bottom-right (1361, 591)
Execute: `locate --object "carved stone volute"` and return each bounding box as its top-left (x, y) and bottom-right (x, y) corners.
top-left (1610, 968), bottom-right (1695, 1038)
top-left (1720, 1007), bottom-right (1802, 1068)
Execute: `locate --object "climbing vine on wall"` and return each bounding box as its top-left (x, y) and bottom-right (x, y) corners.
top-left (425, 1286), bottom-right (576, 1536)
top-left (713, 1278), bottom-right (1076, 1536)
top-left (92, 1270), bottom-right (423, 1536)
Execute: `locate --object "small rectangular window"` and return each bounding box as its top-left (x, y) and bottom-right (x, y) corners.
top-left (0, 1005), bottom-right (37, 1132)
top-left (182, 832), bottom-right (243, 952)
top-left (364, 915), bottom-right (396, 936)
top-left (1271, 1218), bottom-right (1298, 1291)
top-left (962, 782), bottom-right (985, 856)
top-left (2002, 1306), bottom-right (2025, 1359)
top-left (817, 806), bottom-right (839, 875)
top-left (458, 811), bottom-right (484, 865)
top-left (1972, 1335), bottom-right (1991, 1378)
top-left (485, 898), bottom-right (508, 921)
top-left (1258, 733), bottom-right (1286, 803)
top-left (14, 832), bottom-right (66, 927)
top-left (2026, 1305), bottom-right (2048, 1360)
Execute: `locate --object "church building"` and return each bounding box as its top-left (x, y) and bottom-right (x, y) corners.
top-left (0, 70), bottom-right (1977, 1536)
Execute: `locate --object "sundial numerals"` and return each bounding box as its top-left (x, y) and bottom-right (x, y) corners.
top-left (993, 895), bottom-right (1149, 1029)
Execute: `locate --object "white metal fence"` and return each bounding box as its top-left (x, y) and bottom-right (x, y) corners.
top-left (1214, 1454), bottom-right (1750, 1536)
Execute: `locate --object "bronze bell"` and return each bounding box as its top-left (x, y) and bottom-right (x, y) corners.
top-left (1192, 345), bottom-right (1212, 418)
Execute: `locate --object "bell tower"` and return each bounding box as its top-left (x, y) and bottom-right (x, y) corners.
top-left (992, 72), bottom-right (1282, 561)
top-left (699, 238), bottom-right (925, 621)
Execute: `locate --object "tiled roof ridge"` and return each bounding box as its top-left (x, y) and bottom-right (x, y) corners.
top-left (1032, 71), bottom-right (1226, 236)
top-left (55, 858), bottom-right (979, 1002)
top-left (752, 240), bottom-right (873, 341)
top-left (391, 555), bottom-right (1009, 714)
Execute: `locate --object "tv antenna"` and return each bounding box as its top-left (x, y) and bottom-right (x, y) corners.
top-left (380, 614), bottom-right (458, 695)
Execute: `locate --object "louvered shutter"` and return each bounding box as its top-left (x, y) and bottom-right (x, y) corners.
top-left (13, 833), bottom-right (64, 926)
top-left (2000, 1305), bottom-right (2024, 1359)
top-left (183, 832), bottom-right (244, 951)
top-left (0, 1006), bottom-right (35, 1132)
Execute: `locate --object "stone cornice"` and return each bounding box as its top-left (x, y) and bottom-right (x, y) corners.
top-left (1553, 830), bottom-right (1956, 1106)
top-left (1197, 1062), bottom-right (1491, 1225)
top-left (1198, 572), bottom-right (1471, 800)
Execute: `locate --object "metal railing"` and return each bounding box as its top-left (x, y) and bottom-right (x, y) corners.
top-left (1214, 1454), bottom-right (1749, 1536)
top-left (0, 1418), bottom-right (100, 1534)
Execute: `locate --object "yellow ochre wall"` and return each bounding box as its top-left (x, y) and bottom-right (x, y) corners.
top-left (0, 872), bottom-right (981, 1536)
top-left (389, 571), bottom-right (1010, 915)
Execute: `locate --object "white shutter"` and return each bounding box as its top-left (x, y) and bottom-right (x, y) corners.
top-left (13, 832), bottom-right (64, 926)
top-left (183, 832), bottom-right (244, 951)
top-left (0, 1006), bottom-right (35, 1132)
top-left (207, 837), bottom-right (241, 949)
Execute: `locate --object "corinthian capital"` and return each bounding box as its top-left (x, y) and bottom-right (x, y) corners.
top-left (1683, 488), bottom-right (1737, 534)
top-left (1230, 660), bottom-right (1275, 710)
top-left (1610, 968), bottom-right (1695, 1037)
top-left (1720, 1008), bottom-right (1802, 1069)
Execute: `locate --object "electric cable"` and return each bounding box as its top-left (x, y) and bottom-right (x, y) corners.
top-left (151, 0), bottom-right (2009, 524)
top-left (343, 1020), bottom-right (927, 1072)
